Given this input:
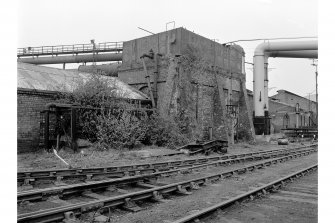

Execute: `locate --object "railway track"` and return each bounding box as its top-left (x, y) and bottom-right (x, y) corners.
top-left (18, 144), bottom-right (317, 187)
top-left (17, 147), bottom-right (317, 223)
top-left (17, 146), bottom-right (316, 203)
top-left (172, 164), bottom-right (317, 223)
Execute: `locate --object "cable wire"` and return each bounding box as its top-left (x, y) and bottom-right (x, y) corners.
top-left (223, 36), bottom-right (317, 45)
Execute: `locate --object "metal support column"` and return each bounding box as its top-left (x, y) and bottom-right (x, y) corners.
top-left (70, 108), bottom-right (78, 152)
top-left (44, 110), bottom-right (50, 151)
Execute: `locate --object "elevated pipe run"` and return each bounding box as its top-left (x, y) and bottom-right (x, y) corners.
top-left (78, 63), bottom-right (120, 76)
top-left (253, 40), bottom-right (318, 135)
top-left (17, 53), bottom-right (122, 65)
top-left (263, 50), bottom-right (318, 112)
top-left (254, 40), bottom-right (318, 117)
top-left (268, 50), bottom-right (318, 58)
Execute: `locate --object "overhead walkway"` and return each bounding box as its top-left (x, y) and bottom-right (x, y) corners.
top-left (17, 42), bottom-right (123, 57)
top-left (17, 42), bottom-right (123, 65)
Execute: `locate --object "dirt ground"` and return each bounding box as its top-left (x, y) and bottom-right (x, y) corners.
top-left (206, 169), bottom-right (318, 223)
top-left (17, 141), bottom-right (315, 172)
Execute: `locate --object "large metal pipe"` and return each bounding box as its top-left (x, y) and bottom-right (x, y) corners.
top-left (78, 63), bottom-right (120, 76)
top-left (253, 40), bottom-right (318, 135)
top-left (17, 53), bottom-right (122, 65)
top-left (268, 50), bottom-right (318, 58)
top-left (254, 40), bottom-right (318, 117)
top-left (264, 56), bottom-right (269, 111)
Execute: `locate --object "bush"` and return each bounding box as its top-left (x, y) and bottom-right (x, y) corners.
top-left (58, 73), bottom-right (192, 151)
top-left (58, 74), bottom-right (121, 142)
top-left (96, 108), bottom-right (148, 150)
top-left (142, 113), bottom-right (190, 149)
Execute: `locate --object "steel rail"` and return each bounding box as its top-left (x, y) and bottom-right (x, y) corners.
top-left (17, 147), bottom-right (317, 203)
top-left (17, 147), bottom-right (316, 203)
top-left (17, 149), bottom-right (317, 222)
top-left (17, 148), bottom-right (313, 223)
top-left (18, 144), bottom-right (317, 185)
top-left (172, 164), bottom-right (318, 223)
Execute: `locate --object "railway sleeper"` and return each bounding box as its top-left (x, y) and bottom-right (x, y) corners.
top-left (82, 191), bottom-right (109, 200)
top-left (42, 189), bottom-right (64, 200)
top-left (176, 185), bottom-right (192, 195)
top-left (63, 211), bottom-right (77, 223)
top-left (87, 212), bottom-right (110, 223)
top-left (55, 176), bottom-right (68, 186)
top-left (47, 196), bottom-right (71, 206)
top-left (22, 178), bottom-right (34, 189)
top-left (136, 182), bottom-right (158, 189)
top-left (190, 182), bottom-right (200, 190)
top-left (151, 191), bottom-right (164, 202)
top-left (122, 198), bottom-right (142, 212)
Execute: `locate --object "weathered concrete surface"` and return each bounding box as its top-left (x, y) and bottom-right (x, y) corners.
top-left (118, 28), bottom-right (254, 142)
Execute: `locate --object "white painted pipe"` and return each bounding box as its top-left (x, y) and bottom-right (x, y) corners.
top-left (269, 50), bottom-right (318, 58)
top-left (254, 40), bottom-right (318, 117)
top-left (264, 56), bottom-right (269, 111)
top-left (254, 40), bottom-right (318, 55)
top-left (253, 54), bottom-right (265, 116)
top-left (242, 55), bottom-right (246, 75)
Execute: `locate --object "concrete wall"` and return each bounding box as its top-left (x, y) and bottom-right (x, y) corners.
top-left (121, 28), bottom-right (243, 73)
top-left (118, 28), bottom-right (253, 142)
top-left (17, 88), bottom-right (56, 153)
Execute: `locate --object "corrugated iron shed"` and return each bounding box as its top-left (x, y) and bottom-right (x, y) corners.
top-left (17, 62), bottom-right (148, 100)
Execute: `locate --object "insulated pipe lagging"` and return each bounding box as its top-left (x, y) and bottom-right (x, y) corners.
top-left (269, 50), bottom-right (318, 58)
top-left (254, 40), bottom-right (318, 56)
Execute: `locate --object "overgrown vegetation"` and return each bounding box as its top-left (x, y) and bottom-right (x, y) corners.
top-left (58, 74), bottom-right (190, 151)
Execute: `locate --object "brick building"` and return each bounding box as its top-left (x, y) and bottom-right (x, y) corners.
top-left (117, 28), bottom-right (255, 143)
top-left (247, 89), bottom-right (317, 133)
top-left (17, 62), bottom-right (148, 153)
top-left (271, 90), bottom-right (317, 114)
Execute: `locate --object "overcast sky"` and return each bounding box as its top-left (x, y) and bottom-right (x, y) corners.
top-left (18, 0), bottom-right (318, 97)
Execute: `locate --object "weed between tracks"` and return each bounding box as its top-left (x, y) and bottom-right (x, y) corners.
top-left (17, 141), bottom-right (312, 172)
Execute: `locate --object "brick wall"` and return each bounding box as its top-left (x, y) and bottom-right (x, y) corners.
top-left (17, 88), bottom-right (57, 153)
top-left (272, 90), bottom-right (317, 113)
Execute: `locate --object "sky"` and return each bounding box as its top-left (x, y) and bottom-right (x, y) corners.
top-left (17, 0), bottom-right (318, 97)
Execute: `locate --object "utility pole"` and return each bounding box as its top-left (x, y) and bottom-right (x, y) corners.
top-left (312, 59), bottom-right (318, 124)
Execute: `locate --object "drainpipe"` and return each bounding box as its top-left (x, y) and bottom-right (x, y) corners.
top-left (153, 53), bottom-right (163, 106)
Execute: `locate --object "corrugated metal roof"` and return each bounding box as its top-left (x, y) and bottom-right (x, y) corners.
top-left (17, 62), bottom-right (149, 100)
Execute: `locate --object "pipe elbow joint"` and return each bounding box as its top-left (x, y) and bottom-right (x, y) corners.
top-left (254, 42), bottom-right (268, 56)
